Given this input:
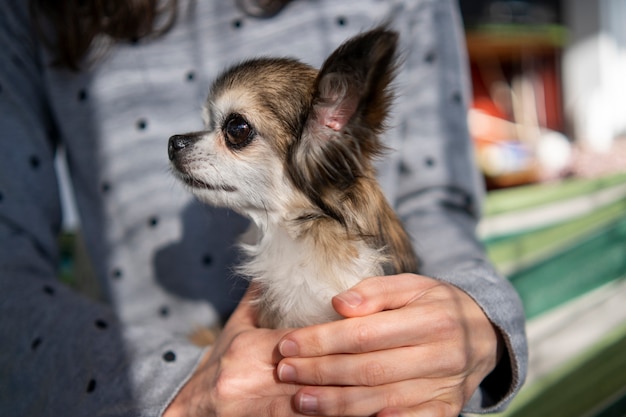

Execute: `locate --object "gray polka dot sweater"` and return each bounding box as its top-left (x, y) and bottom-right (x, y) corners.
top-left (0, 0), bottom-right (527, 415)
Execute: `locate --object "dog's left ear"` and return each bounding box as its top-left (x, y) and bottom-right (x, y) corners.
top-left (306, 26), bottom-right (399, 139)
top-left (289, 27), bottom-right (399, 222)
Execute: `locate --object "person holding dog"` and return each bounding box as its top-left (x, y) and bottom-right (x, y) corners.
top-left (0, 0), bottom-right (527, 416)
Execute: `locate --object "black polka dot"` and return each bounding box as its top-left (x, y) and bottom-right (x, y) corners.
top-left (424, 156), bottom-right (436, 167)
top-left (86, 379), bottom-right (96, 393)
top-left (159, 306), bottom-right (169, 317)
top-left (232, 19), bottom-right (243, 29)
top-left (148, 216), bottom-right (159, 227)
top-left (94, 319), bottom-right (108, 329)
top-left (78, 89), bottom-right (88, 101)
top-left (111, 268), bottom-right (123, 280)
top-left (202, 254), bottom-right (213, 266)
top-left (398, 161), bottom-right (411, 175)
top-left (29, 156), bottom-right (41, 169)
top-left (137, 119), bottom-right (148, 130)
top-left (43, 285), bottom-right (55, 295)
top-left (424, 50), bottom-right (436, 64)
top-left (186, 71), bottom-right (195, 82)
top-left (163, 351), bottom-right (176, 362)
top-left (336, 16), bottom-right (348, 26)
top-left (101, 182), bottom-right (111, 193)
top-left (452, 91), bottom-right (462, 104)
top-left (31, 337), bottom-right (42, 350)
top-left (130, 36), bottom-right (140, 45)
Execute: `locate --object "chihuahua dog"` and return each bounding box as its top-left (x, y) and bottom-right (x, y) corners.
top-left (168, 27), bottom-right (418, 329)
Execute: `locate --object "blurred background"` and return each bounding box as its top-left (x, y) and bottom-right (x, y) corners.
top-left (53, 1), bottom-right (626, 415)
top-left (458, 0), bottom-right (626, 416)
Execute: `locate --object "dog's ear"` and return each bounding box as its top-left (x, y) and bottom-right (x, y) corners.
top-left (289, 27), bottom-right (399, 223)
top-left (307, 26), bottom-right (399, 138)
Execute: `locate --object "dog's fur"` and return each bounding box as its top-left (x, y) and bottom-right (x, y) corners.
top-left (168, 27), bottom-right (418, 328)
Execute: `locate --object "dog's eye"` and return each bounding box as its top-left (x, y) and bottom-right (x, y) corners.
top-left (224, 114), bottom-right (254, 149)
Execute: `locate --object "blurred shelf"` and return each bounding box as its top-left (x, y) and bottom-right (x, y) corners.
top-left (466, 24), bottom-right (567, 59)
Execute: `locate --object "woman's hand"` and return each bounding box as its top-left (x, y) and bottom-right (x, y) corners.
top-left (276, 274), bottom-right (503, 417)
top-left (163, 288), bottom-right (303, 417)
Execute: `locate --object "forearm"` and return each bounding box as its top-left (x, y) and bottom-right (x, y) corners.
top-left (0, 234), bottom-right (206, 416)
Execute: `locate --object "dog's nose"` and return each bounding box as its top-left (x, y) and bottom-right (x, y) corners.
top-left (168, 135), bottom-right (193, 161)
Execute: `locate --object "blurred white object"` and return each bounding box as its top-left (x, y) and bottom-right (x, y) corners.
top-left (537, 129), bottom-right (572, 176)
top-left (562, 0), bottom-right (626, 152)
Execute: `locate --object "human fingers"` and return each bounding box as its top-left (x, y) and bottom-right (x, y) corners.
top-left (166, 282), bottom-right (309, 417)
top-left (281, 274), bottom-right (500, 362)
top-left (205, 326), bottom-right (308, 416)
top-left (278, 342), bottom-right (469, 387)
top-left (165, 327), bottom-right (300, 417)
top-left (279, 290), bottom-right (464, 358)
top-left (331, 274), bottom-right (442, 318)
top-left (277, 276), bottom-right (500, 415)
top-left (291, 377), bottom-right (465, 417)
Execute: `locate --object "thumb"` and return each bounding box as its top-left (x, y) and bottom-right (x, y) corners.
top-left (207, 284), bottom-right (263, 360)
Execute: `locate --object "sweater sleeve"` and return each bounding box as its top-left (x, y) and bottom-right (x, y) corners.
top-left (0, 3), bottom-right (206, 416)
top-left (389, 0), bottom-right (528, 412)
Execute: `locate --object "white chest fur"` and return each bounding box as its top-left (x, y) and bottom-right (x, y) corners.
top-left (238, 222), bottom-right (385, 328)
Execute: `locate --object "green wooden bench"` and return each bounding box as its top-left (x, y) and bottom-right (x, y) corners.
top-left (483, 172), bottom-right (626, 318)
top-left (482, 172), bottom-right (626, 417)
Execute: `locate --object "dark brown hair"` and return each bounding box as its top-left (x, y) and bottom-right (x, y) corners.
top-left (30, 0), bottom-right (179, 71)
top-left (30, 0), bottom-right (293, 71)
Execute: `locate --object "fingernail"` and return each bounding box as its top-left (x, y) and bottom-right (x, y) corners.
top-left (336, 290), bottom-right (362, 308)
top-left (299, 393), bottom-right (318, 414)
top-left (278, 363), bottom-right (297, 382)
top-left (279, 339), bottom-right (299, 357)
